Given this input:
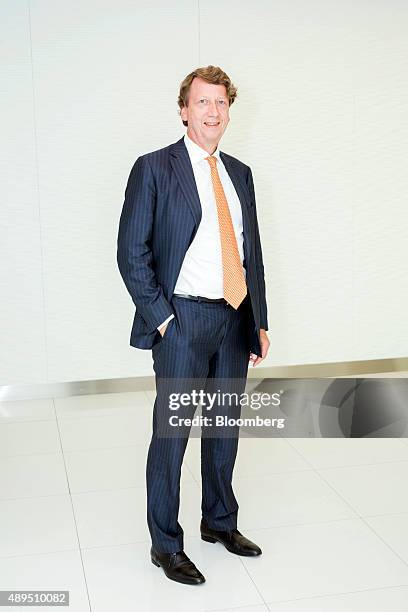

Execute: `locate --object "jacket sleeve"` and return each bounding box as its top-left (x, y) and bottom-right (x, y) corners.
top-left (117, 155), bottom-right (174, 332)
top-left (246, 166), bottom-right (268, 331)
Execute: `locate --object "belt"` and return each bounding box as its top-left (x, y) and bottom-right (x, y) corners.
top-left (173, 293), bottom-right (227, 304)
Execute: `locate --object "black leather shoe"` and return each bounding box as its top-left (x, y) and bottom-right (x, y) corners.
top-left (150, 547), bottom-right (206, 585)
top-left (200, 518), bottom-right (262, 557)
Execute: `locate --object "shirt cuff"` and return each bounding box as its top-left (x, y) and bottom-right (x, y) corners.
top-left (157, 314), bottom-right (175, 331)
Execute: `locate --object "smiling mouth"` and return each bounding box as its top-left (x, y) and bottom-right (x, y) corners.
top-left (204, 122), bottom-right (220, 127)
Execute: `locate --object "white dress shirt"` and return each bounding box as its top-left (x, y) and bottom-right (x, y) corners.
top-left (157, 132), bottom-right (246, 331)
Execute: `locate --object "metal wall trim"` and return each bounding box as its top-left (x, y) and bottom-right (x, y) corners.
top-left (1, 357), bottom-right (407, 401)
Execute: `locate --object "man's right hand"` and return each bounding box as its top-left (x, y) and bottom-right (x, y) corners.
top-left (159, 322), bottom-right (169, 337)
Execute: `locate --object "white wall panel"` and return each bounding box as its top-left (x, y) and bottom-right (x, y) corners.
top-left (0, 1), bottom-right (47, 385)
top-left (29, 0), bottom-right (198, 382)
top-left (352, 0), bottom-right (408, 359)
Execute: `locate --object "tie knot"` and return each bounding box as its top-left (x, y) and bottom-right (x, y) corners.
top-left (205, 155), bottom-right (217, 168)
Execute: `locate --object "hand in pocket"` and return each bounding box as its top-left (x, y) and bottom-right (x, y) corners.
top-left (159, 322), bottom-right (169, 338)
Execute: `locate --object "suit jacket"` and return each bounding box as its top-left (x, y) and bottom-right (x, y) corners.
top-left (117, 136), bottom-right (268, 355)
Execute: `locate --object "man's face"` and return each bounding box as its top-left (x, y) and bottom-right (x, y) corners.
top-left (180, 77), bottom-right (230, 152)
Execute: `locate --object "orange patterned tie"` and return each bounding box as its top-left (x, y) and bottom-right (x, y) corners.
top-left (206, 155), bottom-right (247, 309)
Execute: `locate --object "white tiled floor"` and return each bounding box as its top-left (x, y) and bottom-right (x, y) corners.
top-left (0, 389), bottom-right (408, 611)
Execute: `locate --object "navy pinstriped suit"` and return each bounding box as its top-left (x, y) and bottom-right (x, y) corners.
top-left (117, 136), bottom-right (268, 553)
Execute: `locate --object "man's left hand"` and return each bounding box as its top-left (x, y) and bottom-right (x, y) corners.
top-left (249, 329), bottom-right (270, 367)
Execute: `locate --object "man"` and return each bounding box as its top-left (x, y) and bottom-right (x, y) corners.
top-left (117, 65), bottom-right (269, 585)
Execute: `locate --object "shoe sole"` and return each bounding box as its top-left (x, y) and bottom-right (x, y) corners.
top-left (151, 556), bottom-right (206, 585)
top-left (201, 534), bottom-right (262, 556)
top-left (201, 534), bottom-right (217, 544)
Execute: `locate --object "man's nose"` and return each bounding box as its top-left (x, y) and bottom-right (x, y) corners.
top-left (208, 101), bottom-right (219, 115)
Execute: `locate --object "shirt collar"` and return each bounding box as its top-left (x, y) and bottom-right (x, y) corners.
top-left (183, 132), bottom-right (221, 165)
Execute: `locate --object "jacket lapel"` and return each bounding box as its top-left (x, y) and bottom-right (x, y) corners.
top-left (169, 137), bottom-right (202, 229)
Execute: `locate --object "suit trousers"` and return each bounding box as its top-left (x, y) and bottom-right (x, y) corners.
top-left (146, 293), bottom-right (251, 553)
